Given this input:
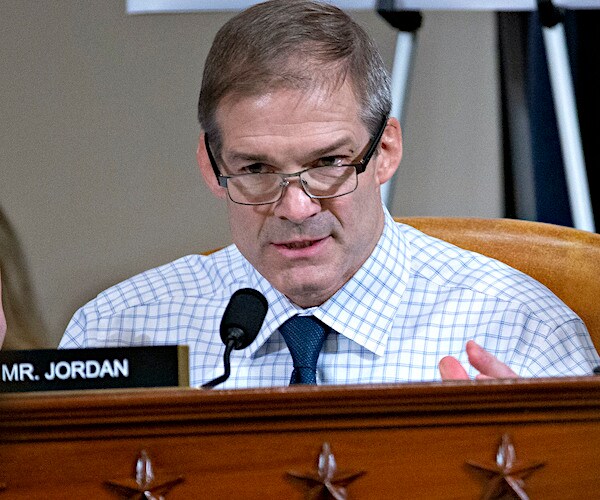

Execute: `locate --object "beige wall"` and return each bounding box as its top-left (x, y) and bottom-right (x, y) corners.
top-left (0, 1), bottom-right (501, 348)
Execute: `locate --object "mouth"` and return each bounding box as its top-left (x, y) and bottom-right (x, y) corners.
top-left (279, 240), bottom-right (320, 249)
top-left (273, 236), bottom-right (329, 253)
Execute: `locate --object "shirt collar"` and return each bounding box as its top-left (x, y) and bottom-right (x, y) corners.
top-left (318, 208), bottom-right (409, 355)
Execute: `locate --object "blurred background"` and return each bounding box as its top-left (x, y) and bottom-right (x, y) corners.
top-left (1, 1), bottom-right (594, 348)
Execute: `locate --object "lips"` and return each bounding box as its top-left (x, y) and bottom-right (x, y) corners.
top-left (273, 236), bottom-right (328, 251)
top-left (282, 240), bottom-right (318, 249)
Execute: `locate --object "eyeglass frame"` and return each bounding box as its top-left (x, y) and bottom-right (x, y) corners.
top-left (204, 115), bottom-right (389, 205)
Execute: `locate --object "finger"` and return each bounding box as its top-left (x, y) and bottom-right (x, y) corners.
top-left (466, 340), bottom-right (518, 378)
top-left (438, 355), bottom-right (470, 380)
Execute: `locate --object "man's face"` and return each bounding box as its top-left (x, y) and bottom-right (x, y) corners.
top-left (198, 81), bottom-right (402, 307)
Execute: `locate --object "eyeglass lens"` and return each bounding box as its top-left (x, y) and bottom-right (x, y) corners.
top-left (226, 166), bottom-right (358, 205)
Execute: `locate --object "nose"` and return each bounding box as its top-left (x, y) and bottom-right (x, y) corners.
top-left (273, 177), bottom-right (321, 224)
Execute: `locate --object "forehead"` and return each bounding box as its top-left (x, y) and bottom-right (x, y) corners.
top-left (214, 81), bottom-right (365, 147)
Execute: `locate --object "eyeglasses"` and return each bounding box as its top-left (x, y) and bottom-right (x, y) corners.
top-left (205, 116), bottom-right (388, 206)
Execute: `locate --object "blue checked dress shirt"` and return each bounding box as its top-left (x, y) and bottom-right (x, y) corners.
top-left (60, 208), bottom-right (600, 388)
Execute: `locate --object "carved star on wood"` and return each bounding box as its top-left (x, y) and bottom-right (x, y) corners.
top-left (287, 442), bottom-right (366, 500)
top-left (105, 450), bottom-right (184, 499)
top-left (466, 434), bottom-right (545, 500)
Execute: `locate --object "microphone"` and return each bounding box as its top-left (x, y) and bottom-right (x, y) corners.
top-left (201, 288), bottom-right (268, 389)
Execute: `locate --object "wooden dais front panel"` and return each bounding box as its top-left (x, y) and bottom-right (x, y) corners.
top-left (1, 378), bottom-right (599, 499)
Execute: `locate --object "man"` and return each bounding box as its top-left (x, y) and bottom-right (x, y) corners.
top-left (59, 0), bottom-right (599, 387)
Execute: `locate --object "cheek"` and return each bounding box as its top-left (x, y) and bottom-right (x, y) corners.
top-left (337, 173), bottom-right (384, 244)
top-left (227, 203), bottom-right (269, 254)
top-left (227, 204), bottom-right (249, 242)
top-left (347, 172), bottom-right (381, 216)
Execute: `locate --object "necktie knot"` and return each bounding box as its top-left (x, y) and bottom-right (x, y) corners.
top-left (279, 315), bottom-right (329, 385)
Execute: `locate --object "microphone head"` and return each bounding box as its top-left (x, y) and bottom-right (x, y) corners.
top-left (220, 288), bottom-right (268, 349)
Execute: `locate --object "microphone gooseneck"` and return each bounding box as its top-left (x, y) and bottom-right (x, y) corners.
top-left (202, 288), bottom-right (268, 389)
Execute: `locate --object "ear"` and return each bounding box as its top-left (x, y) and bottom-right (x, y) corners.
top-left (197, 132), bottom-right (228, 200)
top-left (374, 117), bottom-right (402, 185)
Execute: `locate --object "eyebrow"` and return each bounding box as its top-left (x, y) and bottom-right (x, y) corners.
top-left (224, 136), bottom-right (358, 165)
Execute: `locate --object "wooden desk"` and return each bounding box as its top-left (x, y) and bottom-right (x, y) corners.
top-left (1, 378), bottom-right (599, 498)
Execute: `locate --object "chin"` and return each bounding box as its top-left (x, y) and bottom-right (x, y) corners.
top-left (277, 275), bottom-right (337, 307)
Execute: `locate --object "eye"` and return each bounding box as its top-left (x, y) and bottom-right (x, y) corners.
top-left (242, 163), bottom-right (270, 174)
top-left (315, 156), bottom-right (346, 167)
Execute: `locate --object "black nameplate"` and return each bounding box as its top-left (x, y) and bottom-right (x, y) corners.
top-left (0, 345), bottom-right (189, 393)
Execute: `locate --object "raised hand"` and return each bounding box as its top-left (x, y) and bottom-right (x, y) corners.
top-left (438, 340), bottom-right (519, 380)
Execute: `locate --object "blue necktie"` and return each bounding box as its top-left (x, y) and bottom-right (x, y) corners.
top-left (279, 315), bottom-right (329, 385)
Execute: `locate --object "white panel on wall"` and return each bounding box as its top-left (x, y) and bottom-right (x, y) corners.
top-left (127, 0), bottom-right (600, 14)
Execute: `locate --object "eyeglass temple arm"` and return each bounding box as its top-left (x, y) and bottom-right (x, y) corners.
top-left (356, 116), bottom-right (389, 174)
top-left (204, 134), bottom-right (228, 187)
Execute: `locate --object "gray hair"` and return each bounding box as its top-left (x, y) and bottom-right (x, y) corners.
top-left (198, 0), bottom-right (391, 152)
